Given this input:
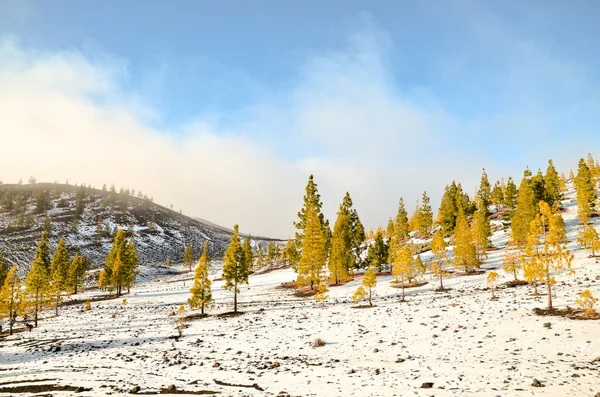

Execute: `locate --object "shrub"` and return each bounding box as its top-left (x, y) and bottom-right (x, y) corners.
top-left (575, 289), bottom-right (598, 315)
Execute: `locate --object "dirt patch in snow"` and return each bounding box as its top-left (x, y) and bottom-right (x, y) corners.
top-left (0, 384), bottom-right (91, 393)
top-left (503, 280), bottom-right (529, 287)
top-left (390, 281), bottom-right (428, 289)
top-left (533, 307), bottom-right (600, 320)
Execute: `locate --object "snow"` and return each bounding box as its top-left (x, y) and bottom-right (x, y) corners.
top-left (1, 185), bottom-right (600, 396)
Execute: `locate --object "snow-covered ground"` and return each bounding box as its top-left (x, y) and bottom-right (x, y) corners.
top-left (2, 187), bottom-right (600, 396)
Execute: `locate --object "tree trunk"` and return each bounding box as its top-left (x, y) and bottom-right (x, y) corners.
top-left (201, 304), bottom-right (205, 315)
top-left (401, 275), bottom-right (405, 301)
top-left (234, 281), bottom-right (238, 313)
top-left (439, 271), bottom-right (443, 289)
top-left (34, 289), bottom-right (39, 327)
top-left (533, 282), bottom-right (538, 295)
top-left (546, 271), bottom-right (553, 309)
top-left (55, 292), bottom-right (59, 316)
top-left (513, 268), bottom-right (517, 281)
top-left (368, 288), bottom-right (372, 306)
top-left (74, 283), bottom-right (77, 295)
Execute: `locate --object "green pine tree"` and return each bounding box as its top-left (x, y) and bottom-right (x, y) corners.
top-left (222, 225), bottom-right (249, 313)
top-left (575, 158), bottom-right (597, 224)
top-left (183, 244), bottom-right (194, 272)
top-left (50, 238), bottom-right (71, 316)
top-left (544, 159), bottom-right (562, 208)
top-left (419, 191), bottom-right (433, 235)
top-left (366, 229), bottom-right (388, 272)
top-left (67, 253), bottom-right (89, 294)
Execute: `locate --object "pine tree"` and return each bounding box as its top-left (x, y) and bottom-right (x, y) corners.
top-left (0, 265), bottom-right (23, 335)
top-left (472, 198), bottom-right (490, 261)
top-left (189, 242), bottom-right (212, 314)
top-left (329, 197), bottom-right (353, 284)
top-left (44, 216), bottom-right (52, 236)
top-left (419, 191), bottom-right (433, 235)
top-left (490, 181), bottom-right (505, 211)
top-left (510, 170), bottom-right (536, 248)
top-left (366, 229), bottom-right (388, 272)
top-left (392, 246), bottom-right (417, 301)
top-left (25, 233), bottom-right (52, 327)
top-left (298, 204), bottom-right (327, 290)
top-left (409, 202), bottom-right (421, 232)
top-left (0, 254), bottom-right (8, 288)
top-left (528, 202), bottom-right (573, 309)
top-left (431, 230), bottom-right (448, 290)
top-left (67, 253), bottom-right (89, 294)
top-left (575, 158), bottom-right (597, 224)
top-left (502, 242), bottom-right (522, 281)
top-left (453, 211), bottom-right (479, 273)
top-left (104, 228), bottom-right (138, 297)
top-left (503, 177), bottom-right (518, 213)
top-left (437, 182), bottom-right (459, 235)
top-left (50, 238), bottom-right (70, 316)
top-left (531, 169), bottom-right (547, 207)
top-left (478, 169), bottom-right (492, 209)
top-left (352, 267), bottom-right (376, 306)
top-left (256, 249), bottom-right (264, 270)
top-left (95, 216), bottom-right (103, 242)
top-left (578, 223), bottom-right (600, 256)
top-left (314, 281), bottom-right (329, 303)
top-left (486, 271), bottom-right (498, 299)
top-left (243, 236), bottom-right (254, 270)
top-left (266, 241), bottom-right (277, 266)
top-left (294, 175), bottom-right (329, 248)
top-left (389, 197), bottom-right (410, 263)
top-left (544, 159), bottom-right (562, 207)
top-left (395, 197), bottom-right (409, 238)
top-left (222, 225), bottom-right (249, 313)
top-left (285, 238), bottom-right (300, 272)
top-left (183, 244), bottom-right (194, 272)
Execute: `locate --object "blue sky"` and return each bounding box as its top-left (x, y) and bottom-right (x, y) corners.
top-left (1, 0), bottom-right (599, 236)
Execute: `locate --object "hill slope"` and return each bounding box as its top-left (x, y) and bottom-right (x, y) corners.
top-left (0, 183), bottom-right (282, 277)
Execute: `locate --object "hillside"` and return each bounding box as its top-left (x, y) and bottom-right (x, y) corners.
top-left (1, 181), bottom-right (599, 396)
top-left (0, 183), bottom-right (282, 278)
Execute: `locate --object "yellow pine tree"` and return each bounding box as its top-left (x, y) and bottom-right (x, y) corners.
top-left (222, 225), bottom-right (249, 313)
top-left (431, 230), bottom-right (448, 290)
top-left (486, 271), bottom-right (498, 299)
top-left (188, 242), bottom-right (212, 314)
top-left (314, 281), bottom-right (329, 303)
top-left (298, 204), bottom-right (327, 290)
top-left (453, 211), bottom-right (479, 273)
top-left (392, 246), bottom-right (417, 301)
top-left (502, 241), bottom-right (523, 281)
top-left (578, 223), bottom-right (600, 256)
top-left (352, 267), bottom-right (377, 306)
top-left (0, 265), bottom-right (24, 335)
top-left (471, 201), bottom-right (489, 262)
top-left (522, 220), bottom-right (544, 294)
top-left (527, 202), bottom-right (574, 309)
top-left (575, 290), bottom-right (598, 315)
